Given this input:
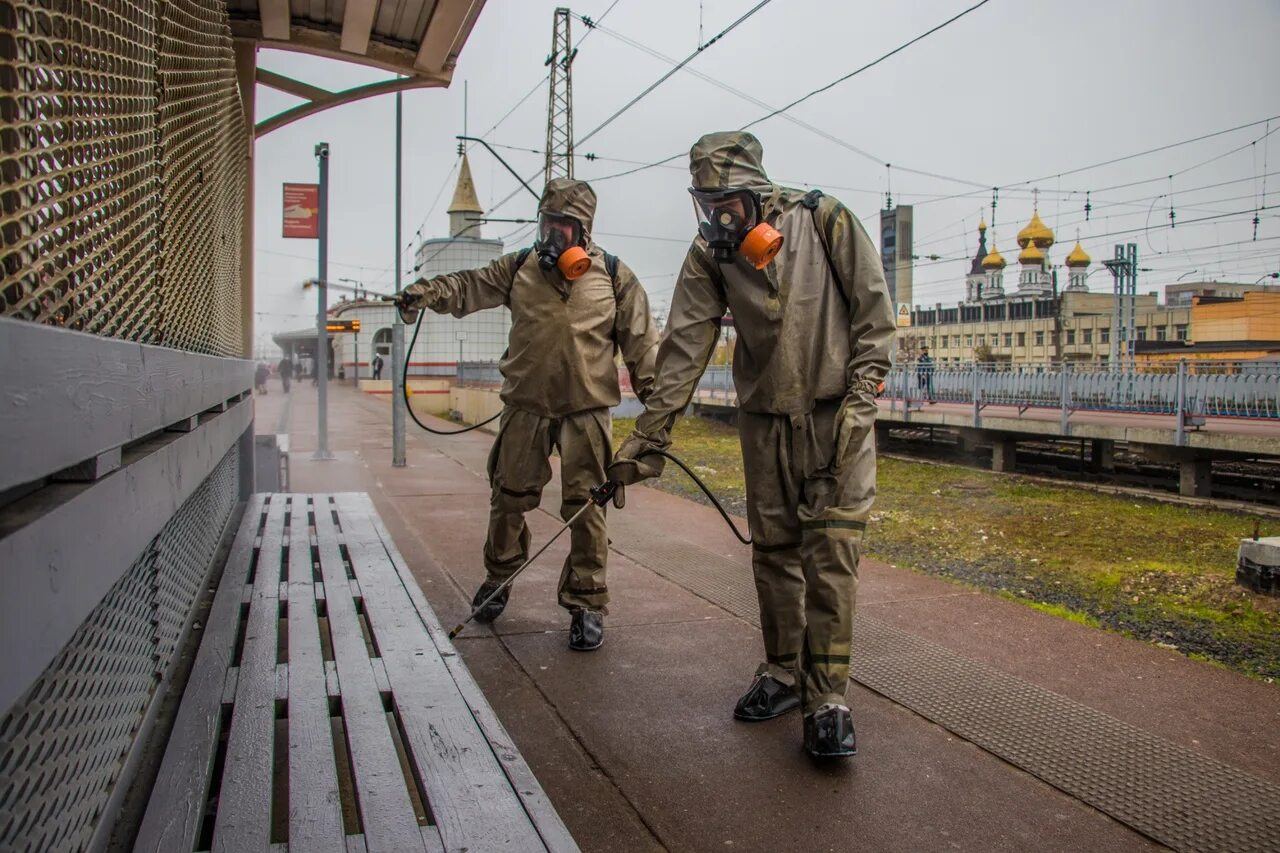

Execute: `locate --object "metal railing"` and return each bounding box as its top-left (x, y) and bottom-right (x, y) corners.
top-left (456, 360), bottom-right (504, 388)
top-left (886, 360), bottom-right (1280, 424)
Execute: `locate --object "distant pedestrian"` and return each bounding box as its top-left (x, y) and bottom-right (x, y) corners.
top-left (917, 348), bottom-right (935, 403)
top-left (278, 357), bottom-right (293, 392)
top-left (254, 363), bottom-right (270, 395)
top-left (372, 353), bottom-right (384, 380)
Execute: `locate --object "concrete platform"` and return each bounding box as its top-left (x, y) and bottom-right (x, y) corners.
top-left (255, 383), bottom-right (1280, 852)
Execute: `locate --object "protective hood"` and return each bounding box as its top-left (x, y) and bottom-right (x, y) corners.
top-left (538, 177), bottom-right (597, 236)
top-left (689, 131), bottom-right (771, 193)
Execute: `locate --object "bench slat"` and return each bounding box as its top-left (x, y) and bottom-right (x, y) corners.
top-left (213, 496), bottom-right (288, 852)
top-left (335, 493), bottom-right (579, 853)
top-left (332, 494), bottom-right (549, 852)
top-left (134, 495), bottom-right (266, 853)
top-left (287, 496), bottom-right (347, 852)
top-left (313, 498), bottom-right (429, 853)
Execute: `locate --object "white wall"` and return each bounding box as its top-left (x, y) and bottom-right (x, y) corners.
top-left (333, 236), bottom-right (512, 377)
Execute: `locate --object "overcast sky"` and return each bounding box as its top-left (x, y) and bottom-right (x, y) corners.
top-left (251, 0), bottom-right (1280, 350)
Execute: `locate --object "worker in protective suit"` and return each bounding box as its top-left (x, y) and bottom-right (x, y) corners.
top-left (399, 178), bottom-right (659, 651)
top-left (608, 132), bottom-right (894, 757)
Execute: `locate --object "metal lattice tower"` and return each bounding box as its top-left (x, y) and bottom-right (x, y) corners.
top-left (543, 7), bottom-right (576, 186)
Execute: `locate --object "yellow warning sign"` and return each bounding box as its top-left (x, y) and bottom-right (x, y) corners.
top-left (896, 303), bottom-right (912, 327)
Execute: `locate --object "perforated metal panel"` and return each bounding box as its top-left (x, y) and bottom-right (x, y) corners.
top-left (0, 0), bottom-right (246, 355)
top-left (0, 542), bottom-right (158, 852)
top-left (0, 444), bottom-right (240, 852)
top-left (154, 442), bottom-right (241, 675)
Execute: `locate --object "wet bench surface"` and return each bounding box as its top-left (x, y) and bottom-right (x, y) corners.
top-left (135, 492), bottom-right (577, 853)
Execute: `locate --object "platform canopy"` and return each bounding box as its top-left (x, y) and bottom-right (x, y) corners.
top-left (230, 0), bottom-right (487, 136)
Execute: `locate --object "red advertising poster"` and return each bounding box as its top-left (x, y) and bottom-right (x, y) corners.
top-left (282, 183), bottom-right (319, 238)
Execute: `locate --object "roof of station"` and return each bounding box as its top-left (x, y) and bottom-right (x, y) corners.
top-left (233, 0), bottom-right (488, 136)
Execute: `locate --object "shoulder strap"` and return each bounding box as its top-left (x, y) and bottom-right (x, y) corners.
top-left (801, 188), bottom-right (851, 308)
top-left (515, 246), bottom-right (532, 271)
top-left (604, 251), bottom-right (620, 298)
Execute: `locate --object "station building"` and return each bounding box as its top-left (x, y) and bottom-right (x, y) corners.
top-left (892, 209), bottom-right (1273, 366)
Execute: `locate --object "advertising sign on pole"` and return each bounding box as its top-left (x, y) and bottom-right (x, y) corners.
top-left (282, 183), bottom-right (320, 238)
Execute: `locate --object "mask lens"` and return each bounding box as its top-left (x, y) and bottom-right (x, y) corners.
top-left (690, 188), bottom-right (760, 260)
top-left (537, 212), bottom-right (582, 250)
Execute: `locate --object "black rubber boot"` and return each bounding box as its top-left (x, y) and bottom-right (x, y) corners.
top-left (803, 703), bottom-right (857, 758)
top-left (470, 581), bottom-right (510, 624)
top-left (568, 609), bottom-right (604, 651)
top-left (733, 672), bottom-right (801, 721)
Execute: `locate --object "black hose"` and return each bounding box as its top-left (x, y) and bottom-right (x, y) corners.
top-left (400, 306), bottom-right (502, 435)
top-left (639, 449), bottom-right (752, 545)
top-left (393, 301), bottom-right (747, 543)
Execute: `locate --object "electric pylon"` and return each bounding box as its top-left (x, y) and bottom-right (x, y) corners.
top-left (544, 7), bottom-right (576, 186)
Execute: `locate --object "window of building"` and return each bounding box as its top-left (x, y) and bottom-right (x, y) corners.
top-left (965, 335), bottom-right (972, 347)
top-left (1034, 331), bottom-right (1045, 346)
top-left (976, 335), bottom-right (985, 346)
top-left (1003, 333), bottom-right (1012, 347)
top-left (1083, 329), bottom-right (1093, 345)
top-left (1137, 328), bottom-right (1147, 341)
top-left (373, 327), bottom-right (392, 356)
top-left (1017, 332), bottom-right (1026, 347)
top-left (1066, 329), bottom-right (1076, 345)
top-left (1176, 324), bottom-right (1189, 341)
top-left (1101, 328), bottom-right (1110, 344)
top-left (1156, 326), bottom-right (1167, 341)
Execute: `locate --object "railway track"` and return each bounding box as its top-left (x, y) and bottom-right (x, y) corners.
top-left (881, 425), bottom-right (1280, 511)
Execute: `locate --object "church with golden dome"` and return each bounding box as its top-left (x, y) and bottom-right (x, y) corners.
top-left (898, 202), bottom-right (1199, 367)
top-left (963, 209), bottom-right (1092, 303)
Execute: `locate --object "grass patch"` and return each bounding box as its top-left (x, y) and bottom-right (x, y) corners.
top-left (615, 415), bottom-right (1280, 682)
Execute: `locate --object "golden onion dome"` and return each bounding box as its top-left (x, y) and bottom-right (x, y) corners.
top-left (1065, 240), bottom-right (1091, 268)
top-left (1016, 210), bottom-right (1055, 249)
top-left (978, 217), bottom-right (987, 232)
top-left (982, 242), bottom-right (1006, 270)
top-left (1018, 241), bottom-right (1045, 265)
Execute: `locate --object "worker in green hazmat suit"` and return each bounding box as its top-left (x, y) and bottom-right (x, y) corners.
top-left (608, 132), bottom-right (894, 757)
top-left (401, 178), bottom-right (659, 651)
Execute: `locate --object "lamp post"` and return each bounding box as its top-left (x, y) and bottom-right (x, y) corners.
top-left (392, 87), bottom-right (406, 467)
top-left (312, 142), bottom-right (334, 461)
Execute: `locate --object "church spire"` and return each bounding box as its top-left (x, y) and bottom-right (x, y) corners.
top-left (448, 154), bottom-right (484, 238)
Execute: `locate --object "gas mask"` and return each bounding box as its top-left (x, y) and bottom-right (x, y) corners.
top-left (535, 211), bottom-right (591, 280)
top-left (689, 187), bottom-right (783, 269)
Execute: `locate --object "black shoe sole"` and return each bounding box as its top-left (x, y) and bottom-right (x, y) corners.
top-left (806, 746), bottom-right (858, 759)
top-left (568, 640), bottom-right (603, 652)
top-left (733, 701), bottom-right (801, 722)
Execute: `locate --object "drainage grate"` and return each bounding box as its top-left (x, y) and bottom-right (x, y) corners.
top-left (606, 518), bottom-right (1280, 853)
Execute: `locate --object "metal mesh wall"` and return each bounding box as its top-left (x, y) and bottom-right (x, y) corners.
top-left (0, 443), bottom-right (240, 853)
top-left (0, 0), bottom-right (246, 356)
top-left (153, 0), bottom-right (245, 356)
top-left (0, 0), bottom-right (163, 339)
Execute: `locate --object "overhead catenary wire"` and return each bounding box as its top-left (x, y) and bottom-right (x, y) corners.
top-left (474, 0), bottom-right (781, 219)
top-left (579, 0), bottom-right (999, 187)
top-left (570, 13), bottom-right (991, 191)
top-left (572, 0), bottom-right (776, 149)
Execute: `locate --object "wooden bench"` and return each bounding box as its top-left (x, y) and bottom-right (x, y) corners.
top-left (135, 492), bottom-right (577, 853)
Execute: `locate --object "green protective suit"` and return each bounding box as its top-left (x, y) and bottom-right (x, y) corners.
top-left (628, 132), bottom-right (895, 712)
top-left (405, 178), bottom-right (659, 611)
